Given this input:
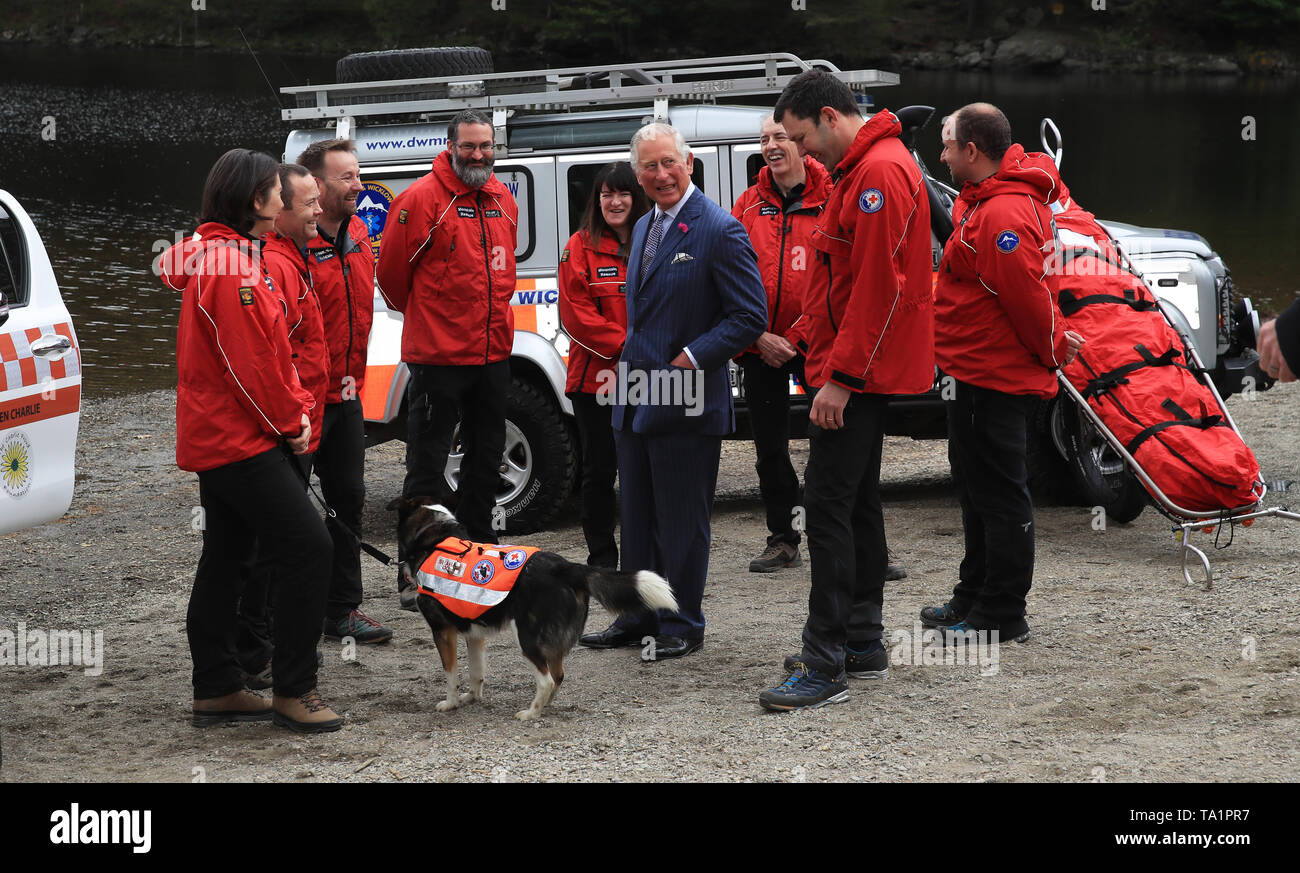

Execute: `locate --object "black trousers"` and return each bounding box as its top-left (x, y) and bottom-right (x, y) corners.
top-left (799, 392), bottom-right (888, 676)
top-left (945, 379), bottom-right (1036, 628)
top-left (234, 452), bottom-right (312, 675)
top-left (570, 391), bottom-right (618, 568)
top-left (316, 399), bottom-right (366, 620)
top-left (191, 447), bottom-right (330, 699)
top-left (739, 352), bottom-right (806, 547)
top-left (404, 360), bottom-right (509, 543)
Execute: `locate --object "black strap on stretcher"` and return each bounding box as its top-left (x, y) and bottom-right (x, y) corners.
top-left (1081, 343), bottom-right (1183, 400)
top-left (1124, 398), bottom-right (1226, 456)
top-left (1058, 285), bottom-right (1158, 317)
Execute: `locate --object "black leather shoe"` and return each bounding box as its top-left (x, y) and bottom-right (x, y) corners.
top-left (644, 635), bottom-right (703, 661)
top-left (579, 623), bottom-right (647, 649)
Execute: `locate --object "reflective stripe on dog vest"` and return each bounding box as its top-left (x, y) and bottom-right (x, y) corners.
top-left (415, 536), bottom-right (540, 619)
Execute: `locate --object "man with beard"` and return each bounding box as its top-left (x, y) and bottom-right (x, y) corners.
top-left (922, 102), bottom-right (1083, 644)
top-left (378, 110), bottom-right (519, 608)
top-left (297, 138), bottom-right (392, 644)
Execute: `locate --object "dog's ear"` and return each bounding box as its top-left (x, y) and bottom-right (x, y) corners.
top-left (386, 495), bottom-right (430, 514)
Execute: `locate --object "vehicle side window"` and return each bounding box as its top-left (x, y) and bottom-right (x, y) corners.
top-left (567, 160), bottom-right (709, 237)
top-left (566, 164), bottom-right (601, 237)
top-left (0, 203), bottom-right (28, 308)
top-left (745, 154), bottom-right (764, 190)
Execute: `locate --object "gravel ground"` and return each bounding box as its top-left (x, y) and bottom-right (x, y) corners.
top-left (2, 384), bottom-right (1298, 783)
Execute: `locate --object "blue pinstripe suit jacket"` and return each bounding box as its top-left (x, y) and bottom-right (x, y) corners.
top-left (612, 187), bottom-right (767, 435)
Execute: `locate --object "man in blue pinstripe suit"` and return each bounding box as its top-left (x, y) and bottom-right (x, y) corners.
top-left (579, 122), bottom-right (767, 659)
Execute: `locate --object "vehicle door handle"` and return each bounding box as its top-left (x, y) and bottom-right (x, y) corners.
top-left (31, 334), bottom-right (73, 359)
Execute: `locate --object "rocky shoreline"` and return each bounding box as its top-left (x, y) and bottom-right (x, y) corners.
top-left (1, 26), bottom-right (1294, 78)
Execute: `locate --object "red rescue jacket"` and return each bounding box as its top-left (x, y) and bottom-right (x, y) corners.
top-left (557, 228), bottom-right (628, 394)
top-left (261, 232), bottom-right (330, 452)
top-left (158, 222), bottom-right (311, 473)
top-left (303, 214), bottom-right (374, 403)
top-left (799, 110), bottom-right (935, 393)
top-left (731, 156), bottom-right (831, 353)
top-left (376, 151), bottom-right (519, 366)
top-left (935, 145), bottom-right (1069, 398)
top-left (415, 537), bottom-right (540, 620)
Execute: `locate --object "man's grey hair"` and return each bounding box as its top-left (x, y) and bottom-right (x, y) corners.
top-left (760, 113), bottom-right (775, 132)
top-left (630, 122), bottom-right (690, 167)
top-left (448, 109), bottom-right (493, 145)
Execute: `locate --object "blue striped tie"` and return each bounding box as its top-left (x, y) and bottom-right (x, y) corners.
top-left (640, 212), bottom-right (666, 283)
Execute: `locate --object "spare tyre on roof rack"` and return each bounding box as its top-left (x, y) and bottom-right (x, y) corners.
top-left (336, 47), bottom-right (495, 82)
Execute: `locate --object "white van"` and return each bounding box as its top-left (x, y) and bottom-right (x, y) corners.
top-left (0, 190), bottom-right (82, 534)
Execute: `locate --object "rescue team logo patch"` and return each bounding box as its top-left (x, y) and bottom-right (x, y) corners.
top-left (859, 188), bottom-right (884, 214)
top-left (1, 431), bottom-right (32, 498)
top-left (456, 206), bottom-right (477, 219)
top-left (759, 204), bottom-right (780, 216)
top-left (995, 230), bottom-right (1021, 253)
top-left (484, 209), bottom-right (502, 218)
top-left (560, 248), bottom-right (570, 262)
top-left (434, 555), bottom-right (466, 578)
top-left (398, 209), bottom-right (408, 224)
top-left (471, 559), bottom-right (495, 584)
top-left (596, 266), bottom-right (620, 279)
top-left (239, 287), bottom-right (255, 306)
top-left (313, 249), bottom-right (337, 263)
top-left (358, 181), bottom-right (396, 261)
top-left (502, 548), bottom-right (528, 571)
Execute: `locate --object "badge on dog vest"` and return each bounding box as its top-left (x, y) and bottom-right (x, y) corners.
top-left (415, 537), bottom-right (540, 619)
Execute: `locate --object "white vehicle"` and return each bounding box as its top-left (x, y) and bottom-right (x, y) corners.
top-left (280, 51), bottom-right (1266, 530)
top-left (0, 190), bottom-right (83, 534)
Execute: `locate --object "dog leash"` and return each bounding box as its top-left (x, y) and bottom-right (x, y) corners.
top-left (280, 443), bottom-right (396, 567)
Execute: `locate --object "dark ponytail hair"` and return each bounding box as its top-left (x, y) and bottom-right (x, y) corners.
top-left (578, 161), bottom-right (649, 249)
top-left (200, 148), bottom-right (280, 234)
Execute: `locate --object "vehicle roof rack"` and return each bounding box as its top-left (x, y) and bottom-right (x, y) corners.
top-left (280, 52), bottom-right (898, 125)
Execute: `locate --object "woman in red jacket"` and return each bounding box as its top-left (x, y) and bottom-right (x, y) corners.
top-left (557, 162), bottom-right (649, 567)
top-left (158, 149), bottom-right (341, 733)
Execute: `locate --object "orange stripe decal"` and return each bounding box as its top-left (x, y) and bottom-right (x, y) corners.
top-left (513, 305), bottom-right (538, 334)
top-left (0, 385), bottom-right (80, 427)
top-left (360, 364), bottom-right (398, 421)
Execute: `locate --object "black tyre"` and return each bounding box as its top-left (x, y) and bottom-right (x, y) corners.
top-left (1030, 395), bottom-right (1146, 522)
top-left (444, 379), bottom-right (575, 535)
top-left (1026, 397), bottom-right (1075, 505)
top-left (336, 47), bottom-right (494, 83)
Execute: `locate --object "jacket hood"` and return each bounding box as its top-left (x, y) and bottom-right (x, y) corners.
top-left (261, 231), bottom-right (311, 275)
top-left (755, 155), bottom-right (831, 210)
top-left (156, 222), bottom-right (260, 290)
top-left (580, 227), bottom-right (628, 256)
top-left (959, 144), bottom-right (1062, 206)
top-left (431, 149), bottom-right (509, 198)
top-left (837, 109), bottom-right (904, 175)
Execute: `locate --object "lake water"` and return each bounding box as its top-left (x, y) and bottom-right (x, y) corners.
top-left (1, 45), bottom-right (1295, 397)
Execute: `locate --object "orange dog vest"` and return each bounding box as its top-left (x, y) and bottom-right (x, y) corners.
top-left (415, 537), bottom-right (540, 619)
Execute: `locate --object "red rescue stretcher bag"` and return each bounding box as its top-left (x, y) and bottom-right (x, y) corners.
top-left (1051, 233), bottom-right (1263, 513)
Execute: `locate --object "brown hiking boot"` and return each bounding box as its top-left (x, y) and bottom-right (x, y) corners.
top-left (272, 688), bottom-right (343, 734)
top-left (749, 541), bottom-right (801, 573)
top-left (192, 689), bottom-right (272, 727)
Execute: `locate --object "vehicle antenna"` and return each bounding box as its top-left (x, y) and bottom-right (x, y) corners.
top-left (237, 26), bottom-right (282, 110)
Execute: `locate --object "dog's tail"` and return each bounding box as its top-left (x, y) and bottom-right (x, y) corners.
top-left (586, 569), bottom-right (678, 617)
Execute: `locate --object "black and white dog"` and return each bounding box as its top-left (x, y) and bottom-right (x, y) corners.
top-left (389, 497), bottom-right (678, 720)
